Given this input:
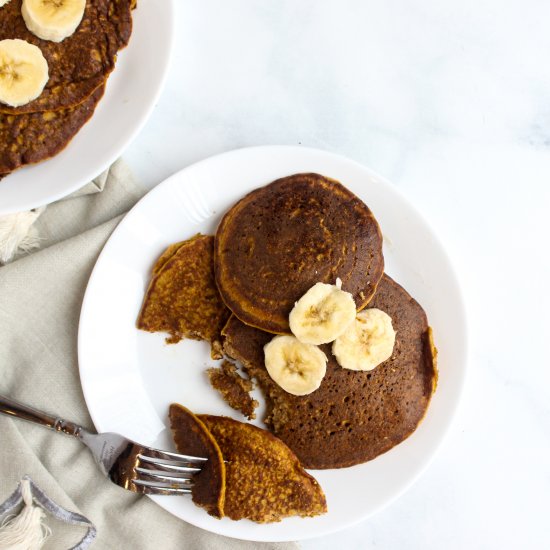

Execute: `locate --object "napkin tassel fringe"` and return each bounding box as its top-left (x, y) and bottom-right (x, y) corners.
top-left (0, 207), bottom-right (45, 265)
top-left (0, 479), bottom-right (51, 550)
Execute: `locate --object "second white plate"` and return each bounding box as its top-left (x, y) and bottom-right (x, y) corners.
top-left (78, 145), bottom-right (467, 542)
top-left (0, 0), bottom-right (175, 215)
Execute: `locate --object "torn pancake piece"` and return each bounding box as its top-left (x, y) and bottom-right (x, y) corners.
top-left (168, 403), bottom-right (225, 518)
top-left (199, 415), bottom-right (327, 523)
top-left (207, 361), bottom-right (259, 420)
top-left (137, 234), bottom-right (231, 357)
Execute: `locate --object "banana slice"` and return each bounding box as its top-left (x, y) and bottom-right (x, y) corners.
top-left (22, 0), bottom-right (86, 43)
top-left (264, 335), bottom-right (327, 396)
top-left (289, 279), bottom-right (357, 345)
top-left (332, 308), bottom-right (396, 371)
top-left (0, 39), bottom-right (49, 108)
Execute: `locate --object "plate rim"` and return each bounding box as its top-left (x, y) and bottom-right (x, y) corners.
top-left (0, 0), bottom-right (176, 216)
top-left (78, 144), bottom-right (469, 542)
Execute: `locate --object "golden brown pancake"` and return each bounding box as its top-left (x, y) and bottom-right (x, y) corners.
top-left (207, 361), bottom-right (259, 420)
top-left (0, 0), bottom-right (133, 114)
top-left (222, 274), bottom-right (437, 469)
top-left (199, 415), bottom-right (327, 522)
top-left (214, 173), bottom-right (384, 334)
top-left (0, 84), bottom-right (105, 174)
top-left (169, 404), bottom-right (225, 518)
top-left (137, 235), bottom-right (231, 356)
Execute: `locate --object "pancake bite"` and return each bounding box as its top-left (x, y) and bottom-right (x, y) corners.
top-left (169, 404), bottom-right (226, 518)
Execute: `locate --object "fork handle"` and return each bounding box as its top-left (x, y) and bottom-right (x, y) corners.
top-left (0, 394), bottom-right (84, 438)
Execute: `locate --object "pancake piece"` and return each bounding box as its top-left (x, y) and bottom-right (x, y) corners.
top-left (137, 235), bottom-right (231, 356)
top-left (169, 404), bottom-right (225, 518)
top-left (207, 361), bottom-right (259, 420)
top-left (0, 83), bottom-right (105, 174)
top-left (214, 173), bottom-right (384, 334)
top-left (0, 0), bottom-right (133, 114)
top-left (222, 274), bottom-right (437, 469)
top-left (199, 414), bottom-right (327, 522)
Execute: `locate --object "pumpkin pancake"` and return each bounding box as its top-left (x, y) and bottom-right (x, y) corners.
top-left (199, 414), bottom-right (327, 522)
top-left (137, 234), bottom-right (231, 356)
top-left (222, 274), bottom-right (438, 469)
top-left (169, 404), bottom-right (225, 518)
top-left (0, 0), bottom-right (133, 114)
top-left (214, 173), bottom-right (384, 334)
top-left (0, 83), bottom-right (105, 174)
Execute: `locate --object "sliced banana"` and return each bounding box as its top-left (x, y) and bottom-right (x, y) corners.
top-left (289, 279), bottom-right (357, 345)
top-left (22, 0), bottom-right (86, 43)
top-left (264, 335), bottom-right (327, 396)
top-left (0, 39), bottom-right (49, 107)
top-left (332, 308), bottom-right (396, 371)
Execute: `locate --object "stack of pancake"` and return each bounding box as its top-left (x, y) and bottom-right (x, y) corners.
top-left (0, 0), bottom-right (134, 178)
top-left (138, 172), bottom-right (438, 473)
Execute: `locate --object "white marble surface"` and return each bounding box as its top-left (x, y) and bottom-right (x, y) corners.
top-left (124, 1), bottom-right (550, 548)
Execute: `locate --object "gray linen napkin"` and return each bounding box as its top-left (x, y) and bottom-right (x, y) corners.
top-left (0, 165), bottom-right (299, 550)
top-left (0, 162), bottom-right (116, 265)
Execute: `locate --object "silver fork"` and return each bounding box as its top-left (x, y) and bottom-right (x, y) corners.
top-left (0, 395), bottom-right (206, 496)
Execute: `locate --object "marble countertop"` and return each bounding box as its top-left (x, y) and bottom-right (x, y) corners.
top-left (125, 1), bottom-right (550, 548)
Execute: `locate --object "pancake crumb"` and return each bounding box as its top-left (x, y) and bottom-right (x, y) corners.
top-left (207, 361), bottom-right (259, 420)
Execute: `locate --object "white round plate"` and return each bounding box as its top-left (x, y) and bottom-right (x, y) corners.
top-left (0, 0), bottom-right (174, 216)
top-left (78, 146), bottom-right (467, 542)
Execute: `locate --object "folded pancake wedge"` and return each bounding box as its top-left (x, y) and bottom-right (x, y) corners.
top-left (169, 404), bottom-right (225, 518)
top-left (214, 173), bottom-right (384, 334)
top-left (0, 0), bottom-right (133, 114)
top-left (199, 414), bottom-right (327, 522)
top-left (0, 84), bottom-right (105, 174)
top-left (137, 235), bottom-right (231, 355)
top-left (222, 274), bottom-right (437, 469)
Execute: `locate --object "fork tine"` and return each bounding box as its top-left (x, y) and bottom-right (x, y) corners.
top-left (132, 480), bottom-right (193, 496)
top-left (141, 448), bottom-right (208, 463)
top-left (138, 454), bottom-right (202, 472)
top-left (135, 467), bottom-right (194, 484)
top-left (143, 486), bottom-right (192, 495)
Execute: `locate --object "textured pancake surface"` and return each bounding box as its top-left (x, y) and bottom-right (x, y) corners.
top-left (0, 84), bottom-right (105, 173)
top-left (214, 173), bottom-right (384, 334)
top-left (169, 404), bottom-right (225, 518)
top-left (222, 274), bottom-right (437, 469)
top-left (137, 235), bottom-right (231, 354)
top-left (0, 0), bottom-right (133, 114)
top-left (199, 414), bottom-right (327, 522)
